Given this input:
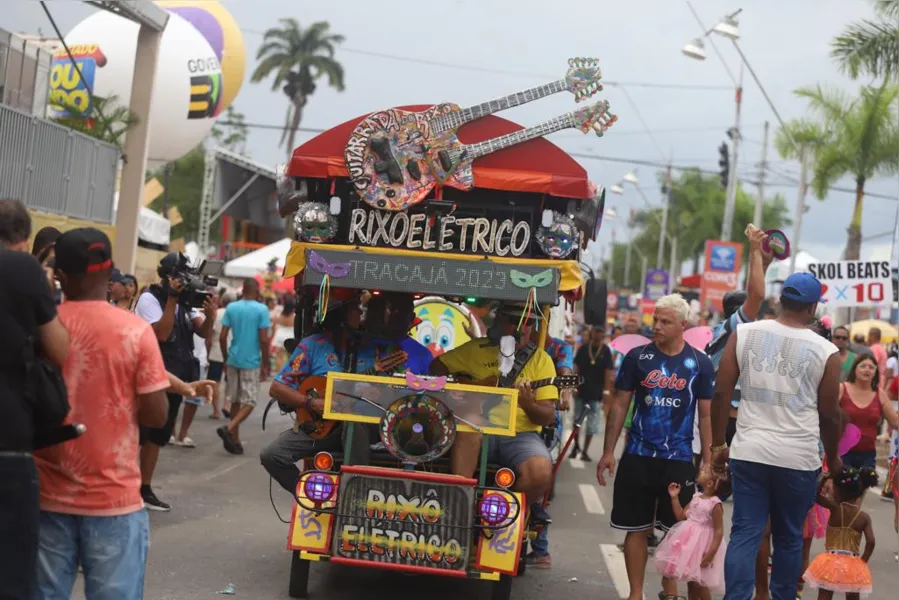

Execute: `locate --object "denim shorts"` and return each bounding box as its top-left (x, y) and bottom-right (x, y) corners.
top-left (35, 509), bottom-right (149, 600)
top-left (486, 431), bottom-right (552, 470)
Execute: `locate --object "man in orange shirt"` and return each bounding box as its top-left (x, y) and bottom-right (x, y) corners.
top-left (33, 229), bottom-right (169, 600)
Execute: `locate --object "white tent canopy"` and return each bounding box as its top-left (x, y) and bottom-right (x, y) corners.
top-left (223, 238), bottom-right (292, 278)
top-left (112, 192), bottom-right (171, 246)
top-left (766, 251), bottom-right (819, 283)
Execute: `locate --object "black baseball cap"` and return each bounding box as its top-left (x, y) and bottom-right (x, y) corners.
top-left (109, 268), bottom-right (126, 284)
top-left (54, 228), bottom-right (113, 276)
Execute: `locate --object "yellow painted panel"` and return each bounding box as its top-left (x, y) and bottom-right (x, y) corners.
top-left (287, 473), bottom-right (336, 553)
top-left (475, 491), bottom-right (525, 576)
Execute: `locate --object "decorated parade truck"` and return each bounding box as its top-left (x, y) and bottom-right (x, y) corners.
top-left (273, 58), bottom-right (614, 599)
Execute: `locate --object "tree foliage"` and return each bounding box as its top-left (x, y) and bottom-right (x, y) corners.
top-left (51, 95), bottom-right (137, 154)
top-left (210, 106), bottom-right (250, 155)
top-left (602, 171), bottom-right (791, 291)
top-left (775, 83), bottom-right (899, 259)
top-left (831, 0), bottom-right (899, 80)
top-left (251, 19), bottom-right (346, 158)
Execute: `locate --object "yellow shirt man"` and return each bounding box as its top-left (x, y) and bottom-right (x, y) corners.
top-left (437, 339), bottom-right (559, 433)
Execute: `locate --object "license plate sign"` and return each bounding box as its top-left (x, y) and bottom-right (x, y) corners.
top-left (333, 473), bottom-right (473, 571)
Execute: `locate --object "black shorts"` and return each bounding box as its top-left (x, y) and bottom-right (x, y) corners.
top-left (139, 392), bottom-right (182, 447)
top-left (208, 360), bottom-right (224, 383)
top-left (610, 453), bottom-right (696, 532)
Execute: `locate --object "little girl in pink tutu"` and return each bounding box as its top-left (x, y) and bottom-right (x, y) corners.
top-left (654, 467), bottom-right (726, 599)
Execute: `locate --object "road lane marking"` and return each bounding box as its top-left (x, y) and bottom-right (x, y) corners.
top-left (202, 459), bottom-right (249, 481)
top-left (600, 543), bottom-right (635, 599)
top-left (578, 483), bottom-right (605, 514)
top-left (569, 459), bottom-right (585, 469)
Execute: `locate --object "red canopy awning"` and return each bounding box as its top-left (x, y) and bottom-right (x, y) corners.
top-left (288, 105), bottom-right (591, 199)
top-left (680, 273), bottom-right (701, 289)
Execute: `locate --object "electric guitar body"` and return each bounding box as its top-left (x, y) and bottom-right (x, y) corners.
top-left (345, 58), bottom-right (607, 211)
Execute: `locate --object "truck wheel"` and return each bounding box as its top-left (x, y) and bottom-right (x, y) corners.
top-left (491, 574), bottom-right (513, 600)
top-left (288, 551), bottom-right (310, 598)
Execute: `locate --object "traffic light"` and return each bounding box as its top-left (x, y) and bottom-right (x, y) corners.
top-left (718, 142), bottom-right (729, 190)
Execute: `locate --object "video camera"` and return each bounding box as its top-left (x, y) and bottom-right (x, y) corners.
top-left (164, 255), bottom-right (225, 308)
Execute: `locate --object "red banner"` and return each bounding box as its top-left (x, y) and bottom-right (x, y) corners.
top-left (700, 240), bottom-right (743, 313)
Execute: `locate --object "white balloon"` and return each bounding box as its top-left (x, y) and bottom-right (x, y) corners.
top-left (48, 11), bottom-right (223, 163)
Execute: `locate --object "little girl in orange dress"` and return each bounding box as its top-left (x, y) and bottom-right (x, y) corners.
top-left (803, 467), bottom-right (878, 599)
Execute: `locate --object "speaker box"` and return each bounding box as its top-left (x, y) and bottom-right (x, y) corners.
top-left (584, 278), bottom-right (608, 326)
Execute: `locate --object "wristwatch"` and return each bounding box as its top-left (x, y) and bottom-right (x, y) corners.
top-left (709, 443), bottom-right (728, 453)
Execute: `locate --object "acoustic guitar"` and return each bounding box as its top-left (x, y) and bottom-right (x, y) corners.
top-left (293, 350), bottom-right (408, 439)
top-left (345, 58), bottom-right (606, 211)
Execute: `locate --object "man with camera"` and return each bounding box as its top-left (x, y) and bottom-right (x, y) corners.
top-left (134, 252), bottom-right (216, 511)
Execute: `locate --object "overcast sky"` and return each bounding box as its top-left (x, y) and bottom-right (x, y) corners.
top-left (7, 0), bottom-right (899, 264)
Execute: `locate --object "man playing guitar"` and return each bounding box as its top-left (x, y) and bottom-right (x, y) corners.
top-left (260, 290), bottom-right (402, 493)
top-left (430, 303), bottom-right (557, 524)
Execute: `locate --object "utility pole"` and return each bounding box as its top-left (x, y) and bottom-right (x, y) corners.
top-left (624, 225), bottom-right (632, 288)
top-left (788, 145), bottom-right (810, 276)
top-left (609, 227), bottom-right (617, 290)
top-left (657, 164), bottom-right (671, 268)
top-left (753, 121), bottom-right (769, 227)
top-left (640, 255), bottom-right (649, 297)
top-left (721, 65), bottom-right (744, 242)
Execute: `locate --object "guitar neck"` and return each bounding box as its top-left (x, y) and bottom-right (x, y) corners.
top-left (464, 112), bottom-right (576, 161)
top-left (432, 79), bottom-right (568, 133)
top-left (529, 378), bottom-right (558, 390)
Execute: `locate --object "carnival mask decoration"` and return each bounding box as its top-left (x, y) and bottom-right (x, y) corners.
top-left (535, 211), bottom-right (578, 258)
top-left (293, 202), bottom-right (337, 243)
top-left (405, 372), bottom-right (448, 392)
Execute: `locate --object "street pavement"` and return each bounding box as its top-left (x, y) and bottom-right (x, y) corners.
top-left (68, 402), bottom-right (899, 600)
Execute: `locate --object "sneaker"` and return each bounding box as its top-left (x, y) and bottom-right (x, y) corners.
top-left (234, 442), bottom-right (245, 455)
top-left (217, 426), bottom-right (240, 455)
top-left (176, 436), bottom-right (196, 448)
top-left (141, 486), bottom-right (171, 512)
top-left (525, 553), bottom-right (552, 569)
top-left (581, 453), bottom-right (593, 462)
top-left (569, 447), bottom-right (580, 460)
top-left (529, 503), bottom-right (552, 525)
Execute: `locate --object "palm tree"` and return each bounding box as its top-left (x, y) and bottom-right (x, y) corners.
top-left (251, 19), bottom-right (345, 158)
top-left (51, 95), bottom-right (138, 154)
top-left (776, 83), bottom-right (899, 260)
top-left (831, 0), bottom-right (899, 80)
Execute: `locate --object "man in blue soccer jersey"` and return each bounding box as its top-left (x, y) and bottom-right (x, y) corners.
top-left (597, 294), bottom-right (715, 600)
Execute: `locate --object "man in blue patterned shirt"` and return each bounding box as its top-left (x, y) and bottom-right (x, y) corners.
top-left (597, 294), bottom-right (715, 600)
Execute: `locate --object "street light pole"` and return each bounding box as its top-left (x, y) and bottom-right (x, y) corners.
top-left (788, 145), bottom-right (810, 276)
top-left (754, 121), bottom-right (769, 227)
top-left (609, 227), bottom-right (617, 289)
top-left (721, 64), bottom-right (743, 241)
top-left (658, 165), bottom-right (671, 267)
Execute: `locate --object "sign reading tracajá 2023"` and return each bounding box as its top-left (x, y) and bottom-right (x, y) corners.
top-left (807, 260), bottom-right (893, 308)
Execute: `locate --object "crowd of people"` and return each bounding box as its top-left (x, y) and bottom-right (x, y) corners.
top-left (3, 198), bottom-right (898, 600)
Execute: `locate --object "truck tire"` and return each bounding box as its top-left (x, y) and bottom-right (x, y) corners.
top-left (288, 551), bottom-right (310, 598)
top-left (491, 574), bottom-right (513, 600)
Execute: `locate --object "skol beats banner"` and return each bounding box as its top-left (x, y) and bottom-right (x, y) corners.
top-left (700, 240), bottom-right (742, 313)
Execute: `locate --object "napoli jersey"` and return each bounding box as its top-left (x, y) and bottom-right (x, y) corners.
top-left (545, 337), bottom-right (574, 371)
top-left (275, 332), bottom-right (376, 388)
top-left (615, 343), bottom-right (715, 462)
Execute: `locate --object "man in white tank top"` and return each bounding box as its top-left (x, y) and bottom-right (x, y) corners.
top-left (709, 272), bottom-right (843, 600)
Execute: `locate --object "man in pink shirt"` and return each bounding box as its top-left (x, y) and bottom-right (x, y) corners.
top-left (868, 327), bottom-right (888, 384)
top-left (33, 229), bottom-right (169, 600)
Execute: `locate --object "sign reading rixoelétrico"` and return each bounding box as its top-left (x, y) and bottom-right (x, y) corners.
top-left (806, 260), bottom-right (892, 308)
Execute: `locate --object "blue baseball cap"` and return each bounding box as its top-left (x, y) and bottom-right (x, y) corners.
top-left (782, 272), bottom-right (823, 304)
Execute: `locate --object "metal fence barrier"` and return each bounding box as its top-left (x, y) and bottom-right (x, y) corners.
top-left (0, 102), bottom-right (118, 223)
